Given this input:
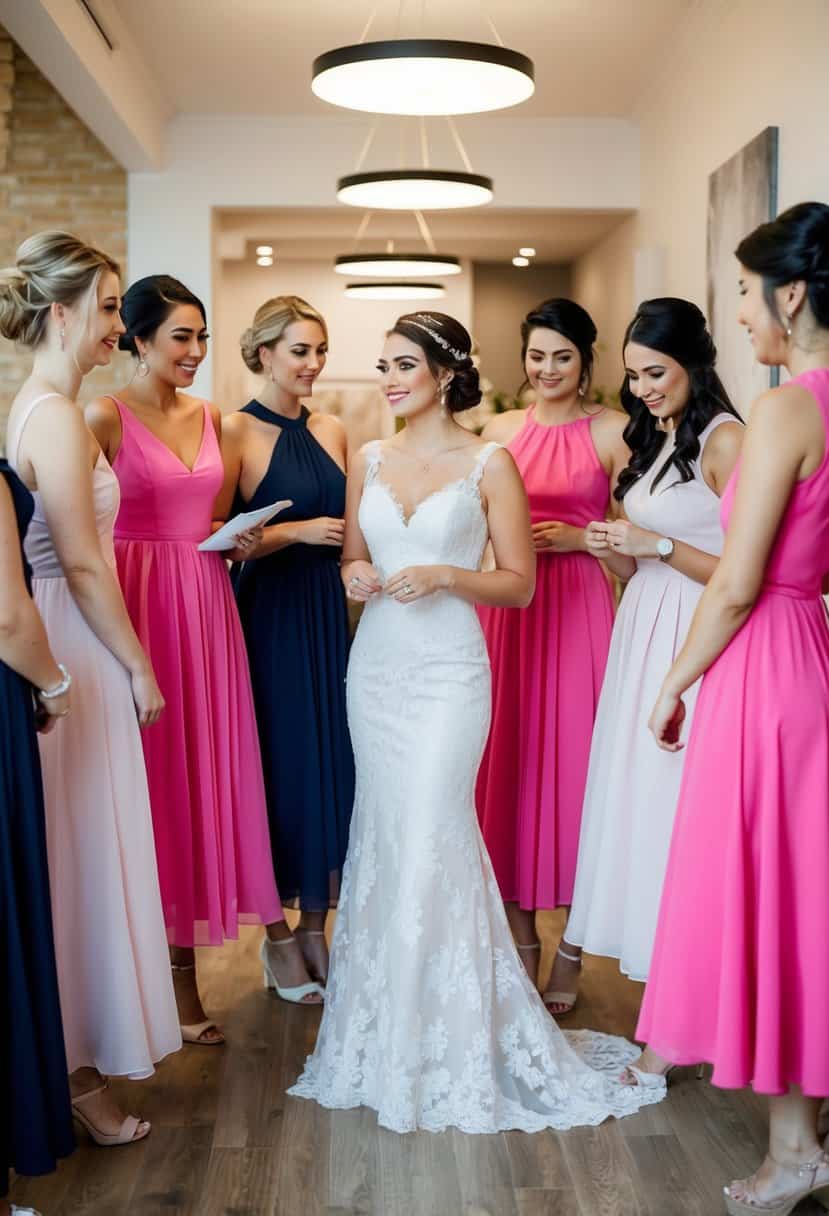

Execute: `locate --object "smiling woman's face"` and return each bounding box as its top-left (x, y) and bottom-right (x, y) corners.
top-left (377, 332), bottom-right (447, 420)
top-left (623, 341), bottom-right (691, 425)
top-left (524, 326), bottom-right (583, 402)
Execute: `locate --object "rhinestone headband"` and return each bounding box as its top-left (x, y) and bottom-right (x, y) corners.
top-left (406, 314), bottom-right (469, 363)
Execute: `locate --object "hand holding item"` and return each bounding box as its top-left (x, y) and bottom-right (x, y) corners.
top-left (227, 523), bottom-right (265, 563)
top-left (649, 684), bottom-right (686, 752)
top-left (531, 520), bottom-right (585, 553)
top-left (344, 560), bottom-right (382, 602)
top-left (384, 565), bottom-right (448, 603)
top-left (604, 519), bottom-right (660, 558)
top-left (297, 516), bottom-right (346, 547)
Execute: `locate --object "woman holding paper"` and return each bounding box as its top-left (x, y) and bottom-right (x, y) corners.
top-left (88, 277), bottom-right (323, 1039)
top-left (217, 296), bottom-right (354, 989)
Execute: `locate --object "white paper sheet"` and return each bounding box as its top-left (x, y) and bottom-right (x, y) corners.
top-left (198, 500), bottom-right (292, 552)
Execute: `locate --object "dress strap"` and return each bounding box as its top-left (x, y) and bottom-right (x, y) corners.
top-left (242, 400), bottom-right (309, 430)
top-left (363, 439), bottom-right (384, 487)
top-left (6, 391), bottom-right (67, 469)
top-left (469, 441), bottom-right (502, 488)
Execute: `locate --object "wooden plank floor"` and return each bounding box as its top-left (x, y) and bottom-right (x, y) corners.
top-left (11, 910), bottom-right (824, 1215)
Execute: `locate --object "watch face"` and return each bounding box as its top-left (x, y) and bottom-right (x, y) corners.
top-left (657, 537), bottom-right (674, 558)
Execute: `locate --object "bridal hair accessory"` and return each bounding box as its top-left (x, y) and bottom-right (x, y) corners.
top-left (407, 314), bottom-right (469, 363)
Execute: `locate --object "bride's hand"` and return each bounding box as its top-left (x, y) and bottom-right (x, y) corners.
top-left (343, 559), bottom-right (382, 602)
top-left (385, 565), bottom-right (449, 603)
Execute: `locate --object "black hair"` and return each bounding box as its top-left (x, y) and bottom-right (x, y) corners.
top-left (736, 201), bottom-right (829, 328)
top-left (391, 312), bottom-right (481, 412)
top-left (615, 297), bottom-right (741, 502)
top-left (519, 297), bottom-right (597, 396)
top-left (118, 274), bottom-right (207, 354)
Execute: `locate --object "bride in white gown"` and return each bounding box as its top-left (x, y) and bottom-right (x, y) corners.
top-left (288, 312), bottom-right (665, 1133)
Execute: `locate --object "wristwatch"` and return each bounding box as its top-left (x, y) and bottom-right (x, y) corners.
top-left (656, 537), bottom-right (675, 562)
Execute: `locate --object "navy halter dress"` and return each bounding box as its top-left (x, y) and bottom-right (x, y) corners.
top-left (232, 403), bottom-right (354, 910)
top-left (0, 460), bottom-right (74, 1198)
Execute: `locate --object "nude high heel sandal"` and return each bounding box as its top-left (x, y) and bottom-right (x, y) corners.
top-left (71, 1079), bottom-right (151, 1147)
top-left (170, 960), bottom-right (225, 1045)
top-left (543, 945), bottom-right (582, 1014)
top-left (10, 1206), bottom-right (44, 1214)
top-left (260, 937), bottom-right (324, 1005)
top-left (723, 1151), bottom-right (829, 1215)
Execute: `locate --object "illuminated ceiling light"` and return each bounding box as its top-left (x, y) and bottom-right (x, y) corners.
top-left (337, 170), bottom-right (493, 211)
top-left (256, 245), bottom-right (273, 256)
top-left (512, 256), bottom-right (530, 267)
top-left (519, 246), bottom-right (536, 257)
top-left (312, 39), bottom-right (534, 116)
top-left (257, 255), bottom-right (274, 267)
top-left (344, 281), bottom-right (446, 300)
top-left (335, 253), bottom-right (461, 277)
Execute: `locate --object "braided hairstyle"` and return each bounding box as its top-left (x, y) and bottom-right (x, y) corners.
top-left (390, 312), bottom-right (481, 412)
top-left (615, 297), bottom-right (741, 502)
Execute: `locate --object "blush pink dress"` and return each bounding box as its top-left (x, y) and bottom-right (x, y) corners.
top-left (637, 368), bottom-right (829, 1095)
top-left (477, 408), bottom-right (615, 909)
top-left (111, 398), bottom-right (282, 947)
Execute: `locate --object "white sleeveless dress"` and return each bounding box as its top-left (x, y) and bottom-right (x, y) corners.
top-left (567, 415), bottom-right (736, 981)
top-left (288, 440), bottom-right (666, 1133)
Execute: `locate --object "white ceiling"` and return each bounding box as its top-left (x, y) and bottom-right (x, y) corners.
top-left (215, 205), bottom-right (631, 264)
top-left (110, 0), bottom-right (692, 119)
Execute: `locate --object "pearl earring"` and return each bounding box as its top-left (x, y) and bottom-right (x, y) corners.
top-left (137, 353), bottom-right (149, 378)
top-left (59, 327), bottom-right (65, 352)
top-left (785, 318), bottom-right (793, 338)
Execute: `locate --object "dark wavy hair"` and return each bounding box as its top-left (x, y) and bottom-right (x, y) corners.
top-left (390, 312), bottom-right (481, 412)
top-left (736, 201), bottom-right (829, 329)
top-left (614, 297), bottom-right (741, 502)
top-left (519, 297), bottom-right (597, 397)
top-left (118, 274), bottom-right (207, 354)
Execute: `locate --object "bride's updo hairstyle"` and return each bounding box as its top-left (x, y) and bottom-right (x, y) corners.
top-left (615, 297), bottom-right (740, 502)
top-left (736, 200), bottom-right (829, 330)
top-left (240, 295), bottom-right (328, 373)
top-left (519, 297), bottom-right (597, 396)
top-left (0, 230), bottom-right (119, 349)
top-left (390, 312), bottom-right (481, 412)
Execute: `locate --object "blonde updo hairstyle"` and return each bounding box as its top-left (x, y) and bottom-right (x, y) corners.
top-left (240, 295), bottom-right (328, 373)
top-left (0, 230), bottom-right (120, 349)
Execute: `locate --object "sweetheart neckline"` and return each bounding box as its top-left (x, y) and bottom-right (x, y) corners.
top-left (368, 475), bottom-right (484, 529)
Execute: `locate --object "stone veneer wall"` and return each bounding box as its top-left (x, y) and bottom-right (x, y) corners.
top-left (0, 25), bottom-right (128, 443)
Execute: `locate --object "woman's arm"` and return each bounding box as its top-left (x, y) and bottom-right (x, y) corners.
top-left (0, 476), bottom-right (65, 694)
top-left (384, 448), bottom-right (535, 608)
top-left (24, 398), bottom-right (163, 725)
top-left (84, 395), bottom-right (122, 463)
top-left (650, 387), bottom-right (820, 747)
top-left (342, 446), bottom-right (381, 601)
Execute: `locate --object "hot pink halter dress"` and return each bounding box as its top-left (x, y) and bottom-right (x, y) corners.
top-left (111, 398), bottom-right (282, 947)
top-left (477, 408), bottom-right (615, 909)
top-left (637, 368), bottom-right (829, 1095)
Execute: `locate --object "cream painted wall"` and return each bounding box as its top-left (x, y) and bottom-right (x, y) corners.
top-left (572, 0), bottom-right (829, 394)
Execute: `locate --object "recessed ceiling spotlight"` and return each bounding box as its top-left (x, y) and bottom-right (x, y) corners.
top-left (344, 281), bottom-right (446, 300)
top-left (518, 247), bottom-right (536, 257)
top-left (312, 39), bottom-right (534, 117)
top-left (512, 256), bottom-right (530, 267)
top-left (256, 245), bottom-right (273, 256)
top-left (257, 255), bottom-right (274, 267)
top-left (337, 170), bottom-right (493, 211)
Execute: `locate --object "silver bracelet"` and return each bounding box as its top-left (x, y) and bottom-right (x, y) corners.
top-left (39, 663), bottom-right (72, 699)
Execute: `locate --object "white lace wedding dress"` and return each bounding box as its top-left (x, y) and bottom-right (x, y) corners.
top-left (288, 440), bottom-right (665, 1133)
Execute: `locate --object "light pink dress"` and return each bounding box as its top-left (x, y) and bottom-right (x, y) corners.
top-left (476, 408), bottom-right (615, 909)
top-left (637, 368), bottom-right (829, 1095)
top-left (111, 398), bottom-right (282, 947)
top-left (7, 394), bottom-right (181, 1078)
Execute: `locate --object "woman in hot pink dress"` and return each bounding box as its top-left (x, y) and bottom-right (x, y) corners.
top-left (639, 203), bottom-right (829, 1213)
top-left (87, 276), bottom-right (325, 1042)
top-left (476, 299), bottom-right (629, 1003)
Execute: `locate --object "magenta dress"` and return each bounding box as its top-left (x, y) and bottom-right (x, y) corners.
top-left (637, 368), bottom-right (829, 1095)
top-left (111, 398), bottom-right (282, 947)
top-left (477, 408), bottom-right (615, 909)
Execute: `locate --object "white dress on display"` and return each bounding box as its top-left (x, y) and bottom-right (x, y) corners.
top-left (566, 415), bottom-right (734, 981)
top-left (288, 440), bottom-right (665, 1133)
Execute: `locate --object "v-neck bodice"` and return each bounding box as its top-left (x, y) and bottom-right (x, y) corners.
top-left (233, 400), bottom-right (346, 569)
top-left (112, 397), bottom-right (222, 543)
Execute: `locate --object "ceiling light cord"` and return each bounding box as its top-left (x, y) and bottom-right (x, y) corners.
top-left (354, 123), bottom-right (378, 173)
top-left (419, 116), bottom-right (430, 169)
top-left (479, 2), bottom-right (505, 47)
top-left (445, 116), bottom-right (475, 174)
top-left (358, 4), bottom-right (379, 43)
top-left (414, 210), bottom-right (437, 253)
top-left (352, 210), bottom-right (374, 250)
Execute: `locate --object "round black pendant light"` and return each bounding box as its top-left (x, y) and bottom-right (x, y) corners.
top-left (312, 39), bottom-right (534, 116)
top-left (344, 282), bottom-right (446, 300)
top-left (337, 170), bottom-right (493, 211)
top-left (335, 252), bottom-right (461, 277)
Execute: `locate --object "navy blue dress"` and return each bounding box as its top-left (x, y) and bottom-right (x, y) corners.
top-left (0, 461), bottom-right (74, 1198)
top-left (232, 403), bottom-right (354, 910)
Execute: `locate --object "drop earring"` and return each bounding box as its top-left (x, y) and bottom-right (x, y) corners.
top-left (785, 317), bottom-right (793, 339)
top-left (439, 382), bottom-right (449, 418)
top-left (59, 327), bottom-right (65, 352)
top-left (137, 353), bottom-right (149, 378)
